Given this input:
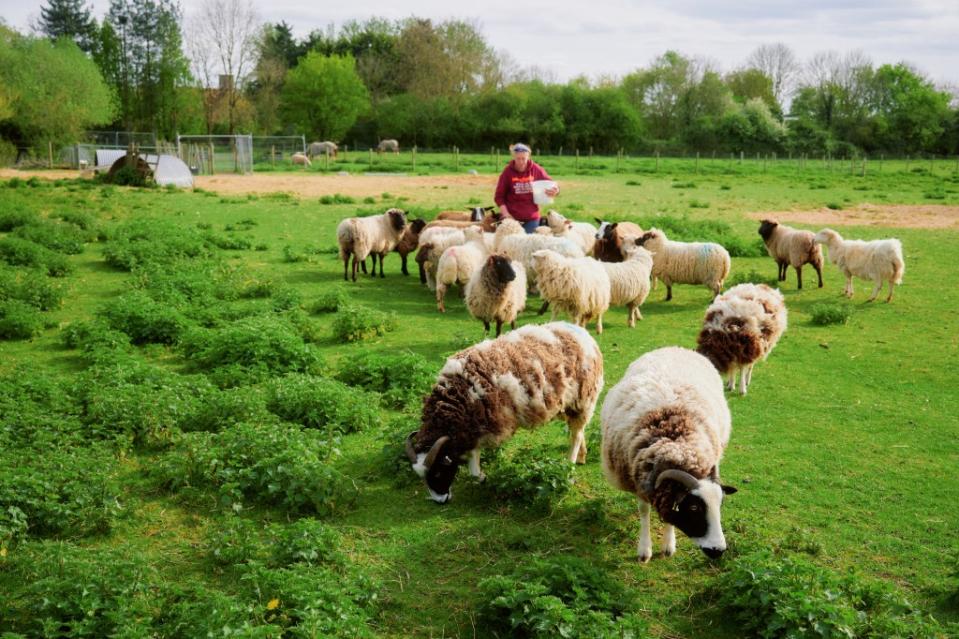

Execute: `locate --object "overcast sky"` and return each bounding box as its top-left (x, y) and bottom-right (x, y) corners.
top-left (4, 0), bottom-right (958, 89)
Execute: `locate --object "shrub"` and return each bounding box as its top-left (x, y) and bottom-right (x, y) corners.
top-left (331, 305), bottom-right (397, 342)
top-left (204, 233), bottom-right (254, 250)
top-left (726, 269), bottom-right (779, 288)
top-left (0, 207), bottom-right (37, 231)
top-left (103, 219), bottom-right (211, 270)
top-left (477, 556), bottom-right (646, 639)
top-left (271, 286), bottom-right (302, 312)
top-left (335, 350), bottom-right (434, 409)
top-left (180, 385), bottom-right (268, 433)
top-left (153, 421), bottom-right (351, 515)
top-left (309, 287), bottom-right (349, 313)
top-left (811, 301), bottom-right (853, 325)
top-left (266, 374), bottom-right (380, 434)
top-left (0, 236), bottom-right (72, 276)
top-left (0, 266), bottom-right (66, 310)
top-left (61, 319), bottom-right (132, 358)
top-left (13, 219), bottom-right (87, 254)
top-left (99, 291), bottom-right (189, 344)
top-left (0, 299), bottom-right (45, 340)
top-left (484, 444), bottom-right (575, 510)
top-left (826, 202), bottom-right (844, 210)
top-left (272, 518), bottom-right (344, 567)
top-left (319, 193), bottom-right (355, 205)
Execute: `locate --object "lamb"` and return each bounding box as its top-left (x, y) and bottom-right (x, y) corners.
top-left (377, 139), bottom-right (400, 154)
top-left (435, 227), bottom-right (489, 312)
top-left (545, 210), bottom-right (597, 255)
top-left (392, 218), bottom-right (427, 276)
top-left (307, 141), bottom-right (338, 158)
top-left (464, 254), bottom-right (527, 337)
top-left (594, 218), bottom-right (644, 262)
top-left (601, 242), bottom-right (654, 327)
top-left (416, 229), bottom-right (467, 290)
top-left (636, 228), bottom-right (730, 301)
top-left (814, 228), bottom-right (904, 302)
top-left (696, 283), bottom-right (787, 395)
top-left (336, 208), bottom-right (407, 281)
top-left (291, 152), bottom-right (312, 167)
top-left (757, 219), bottom-right (824, 289)
top-left (493, 219), bottom-right (585, 289)
top-left (601, 346), bottom-right (737, 561)
top-left (405, 321), bottom-right (604, 503)
top-left (529, 250), bottom-right (611, 334)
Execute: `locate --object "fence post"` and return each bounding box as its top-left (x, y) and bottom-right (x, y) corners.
top-left (271, 145), bottom-right (275, 168)
top-left (369, 148), bottom-right (374, 167)
top-left (695, 151), bottom-right (700, 173)
top-left (862, 155), bottom-right (867, 177)
top-left (575, 149), bottom-right (579, 169)
top-left (763, 154), bottom-right (767, 173)
top-left (412, 146), bottom-right (417, 171)
top-left (655, 150), bottom-right (659, 172)
top-left (454, 146), bottom-right (459, 171)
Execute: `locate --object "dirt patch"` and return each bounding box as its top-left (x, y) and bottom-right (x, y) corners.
top-left (750, 204), bottom-right (959, 230)
top-left (195, 172), bottom-right (499, 199)
top-left (0, 168), bottom-right (81, 181)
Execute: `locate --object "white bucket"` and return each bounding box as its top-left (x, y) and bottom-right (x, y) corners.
top-left (531, 180), bottom-right (557, 205)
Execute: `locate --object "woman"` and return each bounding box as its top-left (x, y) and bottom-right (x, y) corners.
top-left (493, 143), bottom-right (560, 233)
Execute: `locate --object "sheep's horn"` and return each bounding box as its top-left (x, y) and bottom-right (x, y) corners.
top-left (405, 431), bottom-right (419, 463)
top-left (423, 436), bottom-right (450, 469)
top-left (655, 468), bottom-right (701, 491)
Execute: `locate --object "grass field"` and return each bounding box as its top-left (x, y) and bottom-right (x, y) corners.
top-left (1, 159), bottom-right (958, 638)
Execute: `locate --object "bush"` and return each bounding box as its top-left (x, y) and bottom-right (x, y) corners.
top-left (180, 385), bottom-right (268, 433)
top-left (477, 556), bottom-right (646, 638)
top-left (204, 232), bottom-right (253, 250)
top-left (310, 287), bottom-right (349, 313)
top-left (331, 305), bottom-right (397, 342)
top-left (13, 219), bottom-right (87, 254)
top-left (271, 286), bottom-right (302, 312)
top-left (811, 301), bottom-right (853, 325)
top-left (0, 299), bottom-right (45, 340)
top-left (99, 291), bottom-right (190, 344)
top-left (0, 265), bottom-right (66, 310)
top-left (0, 236), bottom-right (72, 276)
top-left (335, 350), bottom-right (434, 409)
top-left (272, 518), bottom-right (345, 568)
top-left (103, 219), bottom-right (212, 270)
top-left (61, 319), bottom-right (132, 358)
top-left (153, 421), bottom-right (351, 515)
top-left (726, 269), bottom-right (779, 288)
top-left (484, 444), bottom-right (575, 510)
top-left (0, 207), bottom-right (37, 231)
top-left (319, 193), bottom-right (355, 205)
top-left (710, 550), bottom-right (944, 639)
top-left (266, 374), bottom-right (380, 434)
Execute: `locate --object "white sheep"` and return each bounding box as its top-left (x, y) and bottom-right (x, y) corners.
top-left (291, 152), bottom-right (312, 167)
top-left (405, 321), bottom-right (604, 503)
top-left (601, 346), bottom-right (737, 562)
top-left (636, 228), bottom-right (730, 301)
top-left (336, 208), bottom-right (407, 281)
top-left (416, 228), bottom-right (467, 289)
top-left (530, 250), bottom-right (611, 334)
top-left (814, 229), bottom-right (904, 302)
top-left (758, 219), bottom-right (824, 289)
top-left (601, 242), bottom-right (654, 327)
top-left (696, 283), bottom-right (787, 395)
top-left (464, 254), bottom-right (527, 337)
top-left (493, 219), bottom-right (585, 291)
top-left (435, 227), bottom-right (489, 312)
top-left (545, 210), bottom-right (597, 255)
top-left (377, 139), bottom-right (400, 154)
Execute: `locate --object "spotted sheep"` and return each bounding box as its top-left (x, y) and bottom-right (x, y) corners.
top-left (593, 218), bottom-right (644, 262)
top-left (601, 346), bottom-right (737, 561)
top-left (405, 322), bottom-right (604, 504)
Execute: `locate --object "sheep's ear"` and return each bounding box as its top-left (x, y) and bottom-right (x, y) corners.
top-left (594, 217), bottom-right (603, 225)
top-left (721, 485), bottom-right (738, 495)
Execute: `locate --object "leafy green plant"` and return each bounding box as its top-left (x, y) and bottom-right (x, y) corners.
top-left (0, 265), bottom-right (66, 310)
top-left (266, 373), bottom-right (380, 434)
top-left (99, 291), bottom-right (189, 344)
top-left (271, 286), bottom-right (302, 312)
top-left (335, 350), bottom-right (434, 409)
top-left (0, 236), bottom-right (72, 276)
top-left (0, 299), bottom-right (45, 340)
top-left (309, 287), bottom-right (349, 313)
top-left (331, 305), bottom-right (397, 342)
top-left (726, 269), bottom-right (779, 288)
top-left (811, 301), bottom-right (853, 325)
top-left (103, 218), bottom-right (212, 270)
top-left (0, 207), bottom-right (37, 230)
top-left (13, 219), bottom-right (87, 254)
top-left (484, 444), bottom-right (575, 510)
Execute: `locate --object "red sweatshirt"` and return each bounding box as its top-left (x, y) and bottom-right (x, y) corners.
top-left (493, 160), bottom-right (554, 221)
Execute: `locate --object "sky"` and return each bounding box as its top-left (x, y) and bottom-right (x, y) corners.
top-left (4, 0), bottom-right (958, 89)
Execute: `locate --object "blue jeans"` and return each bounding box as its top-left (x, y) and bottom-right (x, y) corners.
top-left (520, 218), bottom-right (541, 234)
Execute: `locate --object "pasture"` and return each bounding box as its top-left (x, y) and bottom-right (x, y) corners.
top-left (1, 160), bottom-right (958, 638)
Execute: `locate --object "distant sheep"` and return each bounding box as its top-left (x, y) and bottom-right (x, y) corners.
top-left (307, 141), bottom-right (338, 158)
top-left (377, 139), bottom-right (400, 154)
top-left (697, 283), bottom-right (787, 395)
top-left (545, 210), bottom-right (597, 255)
top-left (291, 152), bottom-right (311, 167)
top-left (464, 254), bottom-right (527, 336)
top-left (601, 242), bottom-right (654, 327)
top-left (594, 218), bottom-right (644, 262)
top-left (530, 250), bottom-right (611, 334)
top-left (636, 228), bottom-right (730, 301)
top-left (758, 219), bottom-right (823, 289)
top-left (601, 346), bottom-right (737, 561)
top-left (337, 208), bottom-right (407, 281)
top-left (435, 227), bottom-right (489, 312)
top-left (814, 229), bottom-right (904, 302)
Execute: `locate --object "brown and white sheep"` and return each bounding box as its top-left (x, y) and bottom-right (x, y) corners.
top-left (336, 208), bottom-right (407, 281)
top-left (594, 218), bottom-right (644, 262)
top-left (758, 219), bottom-right (823, 290)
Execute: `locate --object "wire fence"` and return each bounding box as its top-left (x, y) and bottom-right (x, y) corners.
top-left (176, 135), bottom-right (253, 175)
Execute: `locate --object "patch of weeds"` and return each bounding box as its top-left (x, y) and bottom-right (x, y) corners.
top-left (0, 300), bottom-right (45, 340)
top-left (688, 199), bottom-right (710, 209)
top-left (625, 180), bottom-right (641, 186)
top-left (335, 350), bottom-right (434, 410)
top-left (266, 374), bottom-right (380, 434)
top-left (99, 291), bottom-right (189, 344)
top-left (103, 218), bottom-right (211, 270)
top-left (672, 181), bottom-right (697, 188)
top-left (254, 242), bottom-right (269, 251)
top-left (13, 219), bottom-right (88, 254)
top-left (204, 233), bottom-right (253, 250)
top-left (0, 207), bottom-right (38, 231)
top-left (309, 287), bottom-right (349, 314)
top-left (826, 202), bottom-right (844, 210)
top-left (271, 286), bottom-right (302, 312)
top-left (0, 266), bottom-right (65, 310)
top-left (810, 301), bottom-right (853, 325)
top-left (0, 237), bottom-right (72, 276)
top-left (319, 193), bottom-right (355, 205)
top-left (720, 184), bottom-right (732, 190)
top-left (61, 319), bottom-right (132, 359)
top-left (331, 305), bottom-right (397, 343)
top-left (484, 444), bottom-right (575, 510)
top-left (726, 269), bottom-right (779, 288)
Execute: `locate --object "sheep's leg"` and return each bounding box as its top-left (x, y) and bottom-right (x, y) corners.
top-left (886, 281), bottom-right (895, 303)
top-left (867, 279), bottom-right (882, 302)
top-left (482, 321), bottom-right (490, 334)
top-left (468, 449), bottom-right (486, 482)
top-left (495, 319), bottom-right (503, 337)
top-left (795, 265), bottom-right (803, 290)
top-left (351, 255), bottom-right (359, 282)
top-left (776, 261), bottom-right (785, 281)
top-left (436, 283), bottom-right (447, 313)
top-left (379, 253), bottom-right (387, 278)
top-left (627, 303), bottom-right (636, 328)
top-left (510, 320), bottom-right (516, 331)
top-left (638, 500), bottom-right (653, 563)
top-left (360, 258), bottom-right (368, 274)
top-left (342, 253), bottom-right (350, 281)
top-left (418, 262), bottom-right (427, 285)
top-left (662, 524), bottom-right (676, 557)
top-left (727, 370), bottom-right (736, 392)
top-left (746, 364), bottom-right (754, 388)
top-left (537, 300), bottom-right (550, 316)
top-left (665, 283), bottom-right (673, 302)
top-left (596, 312), bottom-right (604, 334)
top-left (814, 262), bottom-right (823, 288)
top-left (740, 367), bottom-right (749, 396)
top-left (400, 254), bottom-right (408, 276)
top-left (550, 307), bottom-right (558, 321)
top-left (845, 274), bottom-right (854, 298)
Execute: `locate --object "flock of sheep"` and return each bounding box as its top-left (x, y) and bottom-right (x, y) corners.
top-left (291, 139), bottom-right (400, 167)
top-left (336, 205), bottom-right (905, 561)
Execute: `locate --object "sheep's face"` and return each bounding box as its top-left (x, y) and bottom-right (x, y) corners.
top-left (409, 437), bottom-right (461, 504)
top-left (469, 207), bottom-right (485, 222)
top-left (635, 230), bottom-right (663, 250)
top-left (595, 220), bottom-right (619, 241)
top-left (410, 219), bottom-right (427, 234)
top-left (489, 255), bottom-right (516, 284)
top-left (387, 209), bottom-right (407, 231)
top-left (660, 479), bottom-right (737, 558)
top-left (758, 219), bottom-right (778, 241)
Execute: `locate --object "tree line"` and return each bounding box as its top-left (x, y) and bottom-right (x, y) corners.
top-left (1, 0), bottom-right (957, 160)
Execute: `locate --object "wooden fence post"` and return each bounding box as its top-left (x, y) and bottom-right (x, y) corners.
top-left (575, 149), bottom-right (579, 169)
top-left (412, 146), bottom-right (417, 171)
top-left (369, 148), bottom-right (374, 167)
top-left (655, 150), bottom-right (659, 172)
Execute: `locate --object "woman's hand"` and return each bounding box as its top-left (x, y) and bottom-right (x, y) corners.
top-left (545, 185), bottom-right (559, 197)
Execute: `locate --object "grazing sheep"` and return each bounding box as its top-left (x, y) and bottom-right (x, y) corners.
top-left (697, 283), bottom-right (787, 395)
top-left (601, 346), bottom-right (737, 561)
top-left (336, 208), bottom-right (407, 281)
top-left (377, 139), bottom-right (400, 154)
top-left (405, 321), bottom-right (604, 503)
top-left (814, 229), bottom-right (904, 302)
top-left (758, 219), bottom-right (824, 289)
top-left (291, 152), bottom-right (312, 167)
top-left (493, 219), bottom-right (585, 291)
top-left (307, 141), bottom-right (338, 158)
top-left (530, 250), bottom-right (611, 334)
top-left (636, 228), bottom-right (730, 301)
top-left (594, 218), bottom-right (644, 262)
top-left (435, 227), bottom-right (489, 312)
top-left (464, 254), bottom-right (527, 336)
top-left (436, 206), bottom-right (496, 223)
top-left (392, 218), bottom-right (427, 276)
top-left (545, 210), bottom-right (598, 255)
top-left (416, 229), bottom-right (467, 290)
top-left (601, 242), bottom-right (654, 327)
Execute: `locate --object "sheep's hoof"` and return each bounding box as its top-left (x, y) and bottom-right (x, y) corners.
top-left (638, 552), bottom-right (652, 563)
top-left (473, 472), bottom-right (487, 483)
top-left (662, 546), bottom-right (675, 557)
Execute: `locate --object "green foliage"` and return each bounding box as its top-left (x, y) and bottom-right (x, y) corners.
top-left (484, 445), bottom-right (575, 510)
top-left (477, 556), bottom-right (646, 638)
top-left (335, 350), bottom-right (434, 409)
top-left (0, 266), bottom-right (65, 310)
top-left (811, 301), bottom-right (853, 325)
top-left (310, 287), bottom-right (349, 313)
top-left (0, 236), bottom-right (72, 276)
top-left (271, 286), bottom-right (302, 312)
top-left (727, 268), bottom-right (779, 288)
top-left (319, 193), bottom-right (356, 204)
top-left (98, 291), bottom-right (189, 344)
top-left (103, 219), bottom-right (212, 270)
top-left (331, 305), bottom-right (397, 342)
top-left (0, 299), bottom-right (45, 340)
top-left (282, 52), bottom-right (370, 140)
top-left (0, 207), bottom-right (37, 231)
top-left (266, 373), bottom-right (381, 434)
top-left (61, 318), bottom-right (132, 357)
top-left (153, 421), bottom-right (351, 515)
top-left (271, 518), bottom-right (345, 568)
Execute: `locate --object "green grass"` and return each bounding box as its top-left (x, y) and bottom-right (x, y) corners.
top-left (0, 166), bottom-right (957, 638)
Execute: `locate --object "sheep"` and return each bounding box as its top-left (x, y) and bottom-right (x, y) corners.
top-left (545, 210), bottom-right (598, 255)
top-left (758, 219), bottom-right (824, 289)
top-left (529, 250), bottom-right (611, 334)
top-left (436, 206), bottom-right (496, 223)
top-left (307, 141), bottom-right (338, 159)
top-left (601, 242), bottom-right (654, 327)
top-left (392, 218), bottom-right (427, 276)
top-left (464, 254), bottom-right (527, 337)
top-left (601, 346), bottom-right (737, 561)
top-left (814, 228), bottom-right (904, 302)
top-left (425, 213), bottom-right (499, 233)
top-left (435, 227), bottom-right (489, 312)
top-left (416, 229), bottom-right (467, 290)
top-left (405, 321), bottom-right (604, 503)
top-left (291, 152), bottom-right (312, 167)
top-left (377, 139), bottom-right (400, 154)
top-left (636, 228), bottom-right (730, 301)
top-left (336, 208), bottom-right (407, 281)
top-left (594, 218), bottom-right (644, 262)
top-left (493, 219), bottom-right (585, 289)
top-left (696, 283), bottom-right (787, 395)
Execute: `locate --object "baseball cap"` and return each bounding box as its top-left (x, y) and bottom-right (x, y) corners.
top-left (512, 143), bottom-right (531, 153)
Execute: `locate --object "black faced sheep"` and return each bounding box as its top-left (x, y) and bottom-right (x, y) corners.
top-left (758, 219), bottom-right (824, 289)
top-left (336, 208), bottom-right (407, 281)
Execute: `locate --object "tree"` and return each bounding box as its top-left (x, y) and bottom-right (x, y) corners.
top-left (281, 52), bottom-right (369, 141)
top-left (746, 43), bottom-right (800, 104)
top-left (725, 68), bottom-right (781, 118)
top-left (867, 63), bottom-right (951, 153)
top-left (36, 0), bottom-right (97, 53)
